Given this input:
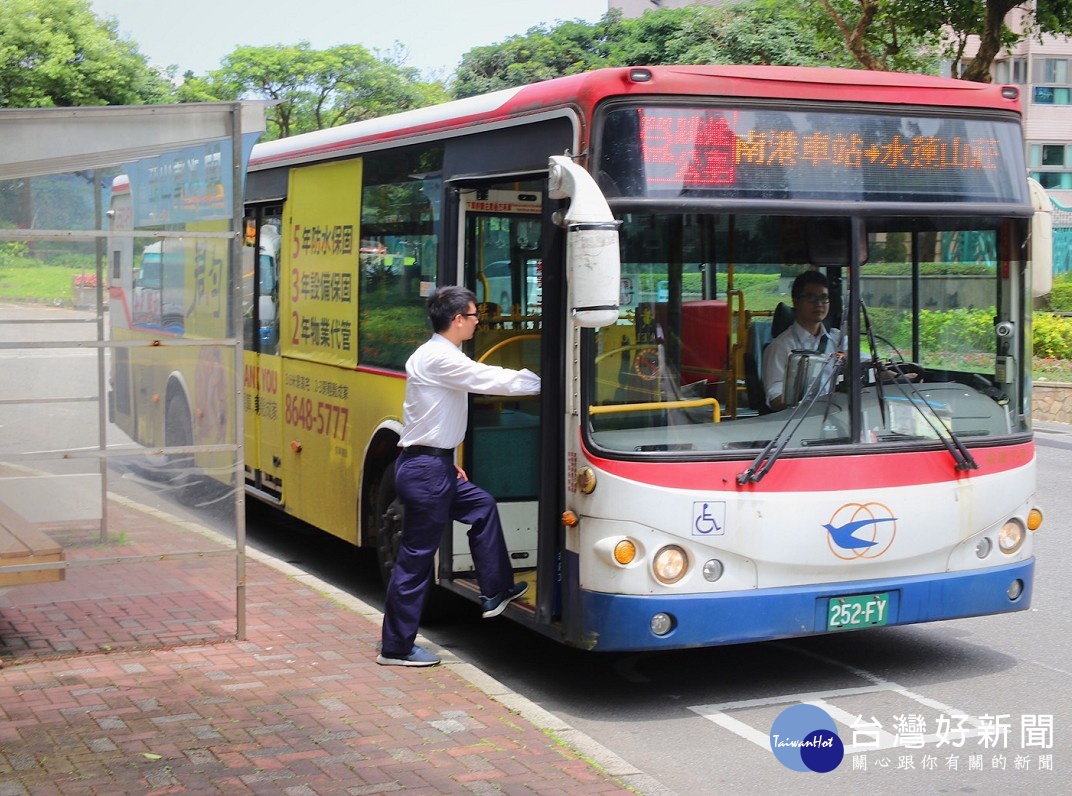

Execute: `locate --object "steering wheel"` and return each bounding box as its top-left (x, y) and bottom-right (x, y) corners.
top-left (870, 334), bottom-right (923, 384)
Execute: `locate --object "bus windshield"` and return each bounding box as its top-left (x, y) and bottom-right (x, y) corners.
top-left (585, 211), bottom-right (1028, 457)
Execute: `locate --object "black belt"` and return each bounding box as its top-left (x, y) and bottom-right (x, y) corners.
top-left (400, 445), bottom-right (454, 458)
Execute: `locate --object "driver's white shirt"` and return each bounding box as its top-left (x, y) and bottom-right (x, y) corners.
top-left (762, 322), bottom-right (840, 406)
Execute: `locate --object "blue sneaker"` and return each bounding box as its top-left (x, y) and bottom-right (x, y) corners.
top-left (376, 644), bottom-right (441, 667)
top-left (481, 582), bottom-right (528, 618)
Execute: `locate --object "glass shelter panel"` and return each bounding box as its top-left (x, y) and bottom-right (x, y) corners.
top-left (0, 103), bottom-right (264, 658)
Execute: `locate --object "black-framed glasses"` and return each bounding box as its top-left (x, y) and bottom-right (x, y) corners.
top-left (800, 295), bottom-right (830, 305)
top-left (460, 312), bottom-right (480, 318)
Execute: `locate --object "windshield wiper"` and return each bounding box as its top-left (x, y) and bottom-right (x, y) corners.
top-left (738, 346), bottom-right (845, 484)
top-left (859, 298), bottom-right (976, 471)
top-left (860, 301), bottom-right (887, 427)
top-left (881, 362), bottom-right (978, 471)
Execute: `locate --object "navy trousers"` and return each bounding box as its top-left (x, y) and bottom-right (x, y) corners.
top-left (380, 453), bottom-right (513, 658)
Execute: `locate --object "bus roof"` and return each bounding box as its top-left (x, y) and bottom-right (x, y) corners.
top-left (248, 65), bottom-right (1023, 172)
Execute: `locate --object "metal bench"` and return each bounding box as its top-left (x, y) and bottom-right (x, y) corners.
top-left (0, 501), bottom-right (65, 595)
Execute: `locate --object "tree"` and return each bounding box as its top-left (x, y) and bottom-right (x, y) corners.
top-left (451, 4), bottom-right (893, 99)
top-left (204, 42), bottom-right (449, 140)
top-left (0, 0), bottom-right (173, 107)
top-left (816, 0), bottom-right (1072, 81)
top-left (610, 1), bottom-right (871, 69)
top-left (453, 16), bottom-right (619, 98)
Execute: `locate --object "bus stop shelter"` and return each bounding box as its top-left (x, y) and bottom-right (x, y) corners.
top-left (0, 103), bottom-right (265, 657)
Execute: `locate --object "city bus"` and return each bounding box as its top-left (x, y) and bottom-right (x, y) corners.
top-left (112, 65), bottom-right (1045, 651)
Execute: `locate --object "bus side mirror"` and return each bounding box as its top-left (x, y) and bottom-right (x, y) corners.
top-left (548, 155), bottom-right (621, 328)
top-left (1028, 177), bottom-right (1053, 299)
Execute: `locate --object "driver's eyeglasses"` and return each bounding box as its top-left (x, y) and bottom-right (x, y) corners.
top-left (460, 313), bottom-right (480, 319)
top-left (800, 295), bottom-right (830, 305)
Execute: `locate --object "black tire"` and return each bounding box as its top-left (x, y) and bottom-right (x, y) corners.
top-left (164, 393), bottom-right (199, 506)
top-left (375, 464), bottom-right (402, 588)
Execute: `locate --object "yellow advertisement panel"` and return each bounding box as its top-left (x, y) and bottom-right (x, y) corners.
top-left (282, 159), bottom-right (361, 367)
top-left (182, 220), bottom-right (231, 340)
top-left (243, 351), bottom-right (282, 480)
top-left (279, 357), bottom-right (358, 539)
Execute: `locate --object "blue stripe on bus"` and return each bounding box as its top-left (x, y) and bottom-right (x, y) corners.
top-left (572, 558), bottom-right (1034, 652)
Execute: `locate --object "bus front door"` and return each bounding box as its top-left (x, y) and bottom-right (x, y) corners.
top-left (456, 187), bottom-right (544, 603)
top-left (241, 212), bottom-right (284, 500)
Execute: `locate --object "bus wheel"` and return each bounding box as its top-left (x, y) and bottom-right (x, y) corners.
top-left (375, 465), bottom-right (402, 587)
top-left (165, 394), bottom-right (198, 505)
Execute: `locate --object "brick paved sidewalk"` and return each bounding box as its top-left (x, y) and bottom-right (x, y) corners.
top-left (0, 496), bottom-right (659, 795)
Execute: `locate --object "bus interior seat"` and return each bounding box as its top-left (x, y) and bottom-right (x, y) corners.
top-left (680, 299), bottom-right (729, 390)
top-left (743, 317), bottom-right (772, 413)
top-left (744, 302), bottom-right (793, 414)
top-left (771, 301), bottom-right (795, 339)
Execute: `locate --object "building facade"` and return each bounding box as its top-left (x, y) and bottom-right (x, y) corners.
top-left (989, 8), bottom-right (1072, 206)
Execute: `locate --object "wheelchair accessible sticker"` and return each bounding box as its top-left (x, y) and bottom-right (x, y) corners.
top-left (692, 501), bottom-right (726, 536)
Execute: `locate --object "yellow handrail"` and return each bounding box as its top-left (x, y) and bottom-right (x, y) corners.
top-left (477, 333), bottom-right (542, 363)
top-left (589, 397), bottom-right (720, 423)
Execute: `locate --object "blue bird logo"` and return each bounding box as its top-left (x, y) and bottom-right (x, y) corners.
top-left (824, 517), bottom-right (898, 550)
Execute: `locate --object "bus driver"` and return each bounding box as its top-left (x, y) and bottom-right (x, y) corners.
top-left (762, 271), bottom-right (838, 412)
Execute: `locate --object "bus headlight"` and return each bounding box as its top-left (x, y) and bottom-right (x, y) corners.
top-left (998, 519), bottom-right (1025, 554)
top-left (653, 545), bottom-right (687, 584)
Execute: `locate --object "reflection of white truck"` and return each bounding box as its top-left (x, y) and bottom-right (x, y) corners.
top-left (242, 224), bottom-right (281, 350)
top-left (132, 241), bottom-right (185, 329)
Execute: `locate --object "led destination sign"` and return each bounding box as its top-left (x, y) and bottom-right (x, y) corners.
top-left (598, 106), bottom-right (1028, 205)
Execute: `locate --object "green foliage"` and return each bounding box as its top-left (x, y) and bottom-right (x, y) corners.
top-left (916, 307), bottom-right (995, 351)
top-left (1042, 273), bottom-right (1072, 312)
top-left (736, 273), bottom-right (786, 312)
top-left (0, 260), bottom-right (93, 303)
top-left (808, 0), bottom-right (1072, 81)
top-left (0, 0), bottom-right (173, 107)
top-left (1033, 312), bottom-right (1072, 359)
top-left (205, 42), bottom-right (449, 140)
top-left (360, 304), bottom-right (428, 368)
top-left (451, 1), bottom-right (939, 98)
top-left (453, 16), bottom-right (618, 98)
top-left (451, 0), bottom-right (1072, 96)
top-left (863, 262), bottom-right (994, 276)
top-left (0, 240), bottom-right (30, 265)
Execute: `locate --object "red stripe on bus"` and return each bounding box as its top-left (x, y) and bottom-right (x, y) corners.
top-left (582, 441), bottom-right (1035, 492)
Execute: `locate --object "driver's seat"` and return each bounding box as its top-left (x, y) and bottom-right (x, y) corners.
top-left (770, 302), bottom-right (795, 340)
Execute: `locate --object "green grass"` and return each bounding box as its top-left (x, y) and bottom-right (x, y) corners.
top-left (0, 261), bottom-right (101, 305)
